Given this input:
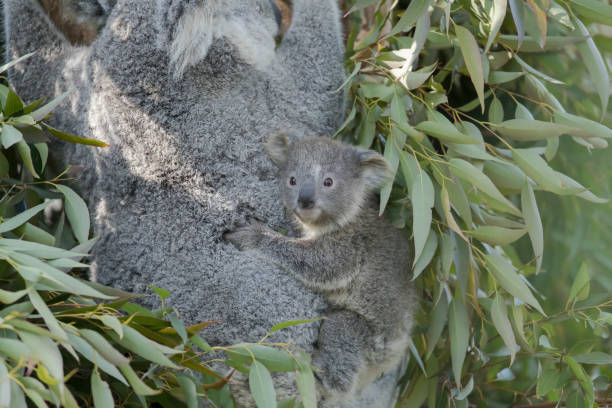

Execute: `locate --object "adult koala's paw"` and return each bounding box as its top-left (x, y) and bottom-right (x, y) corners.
top-left (224, 221), bottom-right (267, 251)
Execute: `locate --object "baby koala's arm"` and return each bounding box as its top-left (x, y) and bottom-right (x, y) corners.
top-left (225, 222), bottom-right (358, 291)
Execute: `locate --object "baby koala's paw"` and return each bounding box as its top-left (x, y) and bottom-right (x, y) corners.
top-left (223, 220), bottom-right (266, 251)
top-left (312, 352), bottom-right (360, 395)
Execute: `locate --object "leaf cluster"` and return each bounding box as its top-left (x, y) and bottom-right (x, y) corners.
top-left (340, 0), bottom-right (612, 406)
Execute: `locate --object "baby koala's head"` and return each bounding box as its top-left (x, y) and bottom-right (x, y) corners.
top-left (265, 134), bottom-right (391, 235)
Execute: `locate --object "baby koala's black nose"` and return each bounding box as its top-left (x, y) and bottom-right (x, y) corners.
top-left (298, 196), bottom-right (315, 209)
top-left (298, 181), bottom-right (316, 209)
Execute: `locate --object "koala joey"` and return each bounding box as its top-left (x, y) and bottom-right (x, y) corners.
top-left (226, 135), bottom-right (416, 400)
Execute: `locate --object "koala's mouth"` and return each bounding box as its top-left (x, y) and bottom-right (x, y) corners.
top-left (293, 208), bottom-right (322, 225)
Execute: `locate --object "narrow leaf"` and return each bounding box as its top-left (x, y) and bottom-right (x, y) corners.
top-left (56, 184), bottom-right (90, 244)
top-left (485, 254), bottom-right (545, 315)
top-left (91, 370), bottom-right (114, 408)
top-left (521, 184), bottom-right (543, 273)
top-left (449, 298), bottom-right (469, 386)
top-left (249, 361), bottom-right (276, 408)
top-left (491, 294), bottom-right (518, 364)
top-left (456, 25), bottom-right (485, 112)
top-left (486, 0), bottom-right (508, 53)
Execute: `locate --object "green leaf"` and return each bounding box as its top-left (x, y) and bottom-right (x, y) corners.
top-left (65, 330), bottom-right (127, 385)
top-left (554, 111), bottom-right (612, 139)
top-left (449, 298), bottom-right (469, 386)
top-left (0, 52), bottom-right (35, 74)
top-left (494, 119), bottom-right (572, 141)
top-left (249, 361), bottom-right (276, 408)
top-left (484, 254), bottom-right (545, 315)
top-left (176, 374), bottom-right (198, 408)
top-left (227, 344), bottom-right (295, 372)
top-left (566, 389), bottom-right (585, 408)
top-left (572, 352), bottom-right (612, 365)
top-left (56, 184), bottom-right (90, 244)
top-left (485, 0), bottom-right (508, 52)
top-left (569, 0), bottom-right (612, 26)
top-left (1, 124), bottom-right (23, 149)
top-left (4, 88), bottom-right (23, 118)
top-left (536, 368), bottom-right (560, 397)
top-left (190, 334), bottom-right (213, 353)
top-left (386, 0), bottom-right (432, 38)
top-left (97, 314), bottom-right (124, 339)
top-left (91, 370), bottom-right (114, 408)
top-left (514, 55), bottom-right (563, 84)
top-left (426, 291), bottom-right (449, 357)
top-left (9, 251), bottom-right (110, 299)
top-left (149, 285), bottom-right (170, 300)
top-left (512, 149), bottom-right (577, 195)
top-left (491, 294), bottom-right (518, 364)
top-left (0, 151), bottom-right (8, 179)
top-left (0, 359), bottom-right (10, 407)
top-left (379, 128), bottom-right (406, 214)
top-left (455, 25), bottom-right (485, 112)
top-left (18, 330), bottom-right (63, 384)
top-left (0, 201), bottom-right (49, 234)
top-left (411, 167), bottom-right (434, 264)
top-left (30, 89), bottom-right (73, 122)
top-left (278, 398), bottom-right (296, 408)
top-left (508, 0), bottom-right (525, 47)
top-left (466, 225), bottom-right (527, 246)
top-left (567, 263), bottom-right (590, 306)
top-left (14, 222), bottom-right (55, 247)
top-left (415, 121), bottom-right (478, 144)
top-left (118, 365), bottom-right (160, 396)
top-left (488, 98), bottom-right (504, 124)
top-left (16, 140), bottom-right (39, 178)
top-left (521, 183), bottom-right (543, 273)
top-left (488, 71), bottom-right (524, 84)
top-left (42, 123), bottom-right (109, 148)
top-left (295, 354), bottom-right (316, 408)
top-left (449, 158), bottom-right (521, 216)
top-left (80, 329), bottom-right (131, 366)
top-left (114, 325), bottom-right (179, 368)
top-left (413, 230), bottom-right (438, 279)
top-left (269, 318), bottom-right (321, 333)
top-left (441, 187), bottom-right (467, 241)
top-left (515, 102), bottom-right (534, 120)
top-left (575, 19), bottom-right (609, 117)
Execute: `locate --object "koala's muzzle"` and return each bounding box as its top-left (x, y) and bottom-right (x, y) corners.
top-left (298, 180), bottom-right (316, 209)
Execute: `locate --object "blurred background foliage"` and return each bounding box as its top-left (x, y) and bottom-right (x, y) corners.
top-left (338, 0), bottom-right (612, 406)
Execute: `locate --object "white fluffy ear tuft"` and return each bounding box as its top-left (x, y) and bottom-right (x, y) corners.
top-left (357, 149), bottom-right (392, 189)
top-left (169, 6), bottom-right (214, 80)
top-left (264, 132), bottom-right (293, 167)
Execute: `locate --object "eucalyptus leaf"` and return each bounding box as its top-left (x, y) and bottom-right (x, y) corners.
top-left (456, 25), bottom-right (485, 112)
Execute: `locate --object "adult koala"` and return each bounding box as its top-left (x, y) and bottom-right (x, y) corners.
top-left (4, 0), bottom-right (405, 405)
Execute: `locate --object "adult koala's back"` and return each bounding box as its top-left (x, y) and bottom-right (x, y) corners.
top-left (4, 0), bottom-right (405, 405)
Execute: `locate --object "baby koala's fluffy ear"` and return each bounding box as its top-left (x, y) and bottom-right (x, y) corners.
top-left (357, 148), bottom-right (392, 189)
top-left (264, 132), bottom-right (293, 167)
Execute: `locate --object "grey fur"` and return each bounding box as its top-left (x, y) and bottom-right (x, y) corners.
top-left (4, 0), bottom-right (407, 405)
top-left (226, 136), bottom-right (416, 405)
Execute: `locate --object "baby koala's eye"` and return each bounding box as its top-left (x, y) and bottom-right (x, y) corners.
top-left (289, 176), bottom-right (297, 186)
top-left (323, 178), bottom-right (333, 187)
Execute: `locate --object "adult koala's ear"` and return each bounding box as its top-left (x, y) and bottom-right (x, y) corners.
top-left (357, 148), bottom-right (392, 189)
top-left (264, 132), bottom-right (294, 167)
